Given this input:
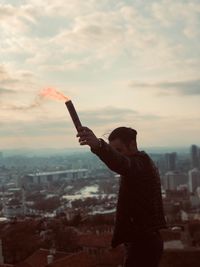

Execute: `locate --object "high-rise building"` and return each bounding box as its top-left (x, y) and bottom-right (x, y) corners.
top-left (165, 152), bottom-right (177, 171)
top-left (25, 169), bottom-right (88, 185)
top-left (0, 152), bottom-right (3, 162)
top-left (199, 147), bottom-right (200, 164)
top-left (188, 168), bottom-right (200, 193)
top-left (164, 171), bottom-right (177, 190)
top-left (164, 171), bottom-right (186, 190)
top-left (190, 145), bottom-right (200, 169)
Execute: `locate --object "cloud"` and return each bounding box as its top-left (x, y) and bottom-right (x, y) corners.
top-left (1, 103), bottom-right (199, 148)
top-left (28, 2), bottom-right (194, 73)
top-left (0, 65), bottom-right (11, 81)
top-left (0, 96), bottom-right (42, 111)
top-left (1, 1), bottom-right (198, 76)
top-left (129, 79), bottom-right (200, 95)
top-left (80, 107), bottom-right (137, 125)
top-left (0, 0), bottom-right (200, 149)
top-left (27, 0), bottom-right (117, 18)
top-left (0, 3), bottom-right (36, 34)
top-left (0, 87), bottom-right (15, 94)
top-left (0, 119), bottom-right (73, 137)
top-left (0, 105), bottom-right (161, 130)
top-left (77, 107), bottom-right (162, 135)
top-left (152, 0), bottom-right (200, 38)
top-left (48, 19), bottom-right (128, 72)
top-left (1, 106), bottom-right (199, 148)
top-left (0, 65), bottom-right (22, 91)
top-left (0, 64), bottom-right (37, 92)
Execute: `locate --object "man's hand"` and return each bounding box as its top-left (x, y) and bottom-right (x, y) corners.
top-left (77, 126), bottom-right (100, 149)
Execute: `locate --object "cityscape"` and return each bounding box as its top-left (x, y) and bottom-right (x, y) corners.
top-left (1, 0), bottom-right (200, 266)
top-left (0, 144), bottom-right (200, 266)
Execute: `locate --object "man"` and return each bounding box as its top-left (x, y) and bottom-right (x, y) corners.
top-left (77, 126), bottom-right (167, 267)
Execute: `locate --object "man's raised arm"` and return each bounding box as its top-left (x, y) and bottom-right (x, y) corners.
top-left (77, 126), bottom-right (133, 176)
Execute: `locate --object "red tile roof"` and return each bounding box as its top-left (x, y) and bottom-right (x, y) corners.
top-left (78, 233), bottom-right (112, 248)
top-left (16, 263), bottom-right (31, 267)
top-left (48, 247), bottom-right (124, 267)
top-left (97, 246), bottom-right (124, 266)
top-left (16, 249), bottom-right (69, 267)
top-left (160, 229), bottom-right (181, 241)
top-left (48, 251), bottom-right (96, 267)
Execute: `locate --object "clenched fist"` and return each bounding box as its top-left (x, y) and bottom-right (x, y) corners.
top-left (77, 126), bottom-right (100, 149)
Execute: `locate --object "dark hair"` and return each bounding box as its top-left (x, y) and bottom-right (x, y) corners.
top-left (108, 127), bottom-right (137, 146)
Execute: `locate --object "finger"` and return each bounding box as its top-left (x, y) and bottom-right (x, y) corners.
top-left (79, 126), bottom-right (92, 133)
top-left (77, 132), bottom-right (88, 137)
top-left (77, 133), bottom-right (85, 138)
top-left (77, 132), bottom-right (93, 139)
top-left (79, 137), bottom-right (85, 143)
top-left (79, 138), bottom-right (93, 145)
top-left (80, 140), bottom-right (88, 146)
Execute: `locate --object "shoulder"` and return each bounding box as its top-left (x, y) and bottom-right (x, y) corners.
top-left (131, 151), bottom-right (150, 162)
top-left (130, 151), bottom-right (155, 170)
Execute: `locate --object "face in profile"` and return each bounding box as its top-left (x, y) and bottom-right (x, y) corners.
top-left (109, 138), bottom-right (136, 156)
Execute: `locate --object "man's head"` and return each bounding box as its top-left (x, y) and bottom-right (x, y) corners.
top-left (108, 127), bottom-right (138, 156)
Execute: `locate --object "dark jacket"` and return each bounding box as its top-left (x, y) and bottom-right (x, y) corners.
top-left (91, 139), bottom-right (167, 248)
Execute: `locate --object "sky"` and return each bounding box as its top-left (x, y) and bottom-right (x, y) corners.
top-left (0, 0), bottom-right (200, 150)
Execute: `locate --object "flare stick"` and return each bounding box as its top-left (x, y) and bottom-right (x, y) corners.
top-left (65, 100), bottom-right (82, 131)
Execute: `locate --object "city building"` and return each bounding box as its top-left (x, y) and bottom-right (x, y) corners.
top-left (0, 152), bottom-right (3, 162)
top-left (188, 168), bottom-right (200, 193)
top-left (164, 171), bottom-right (187, 191)
top-left (25, 169), bottom-right (88, 185)
top-left (190, 145), bottom-right (200, 169)
top-left (3, 198), bottom-right (25, 218)
top-left (165, 153), bottom-right (177, 171)
top-left (2, 187), bottom-right (26, 218)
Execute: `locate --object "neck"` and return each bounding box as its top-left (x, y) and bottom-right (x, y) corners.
top-left (129, 147), bottom-right (138, 156)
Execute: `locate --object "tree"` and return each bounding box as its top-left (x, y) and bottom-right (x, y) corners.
top-left (33, 197), bottom-right (61, 212)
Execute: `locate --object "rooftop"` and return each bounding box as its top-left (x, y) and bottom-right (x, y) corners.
top-left (16, 249), bottom-right (70, 267)
top-left (28, 169), bottom-right (88, 177)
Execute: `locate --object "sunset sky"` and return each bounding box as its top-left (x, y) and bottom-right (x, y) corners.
top-left (0, 0), bottom-right (200, 150)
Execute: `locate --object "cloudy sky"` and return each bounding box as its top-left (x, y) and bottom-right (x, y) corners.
top-left (0, 0), bottom-right (200, 150)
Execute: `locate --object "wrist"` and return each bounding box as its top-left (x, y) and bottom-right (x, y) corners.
top-left (91, 138), bottom-right (103, 150)
top-left (95, 138), bottom-right (102, 149)
top-left (90, 138), bottom-right (109, 155)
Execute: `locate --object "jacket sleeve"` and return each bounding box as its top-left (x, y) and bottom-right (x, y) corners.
top-left (91, 139), bottom-right (143, 176)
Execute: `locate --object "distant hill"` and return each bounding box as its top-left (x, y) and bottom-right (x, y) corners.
top-left (2, 146), bottom-right (192, 157)
top-left (142, 146), bottom-right (190, 154)
top-left (2, 147), bottom-right (86, 157)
